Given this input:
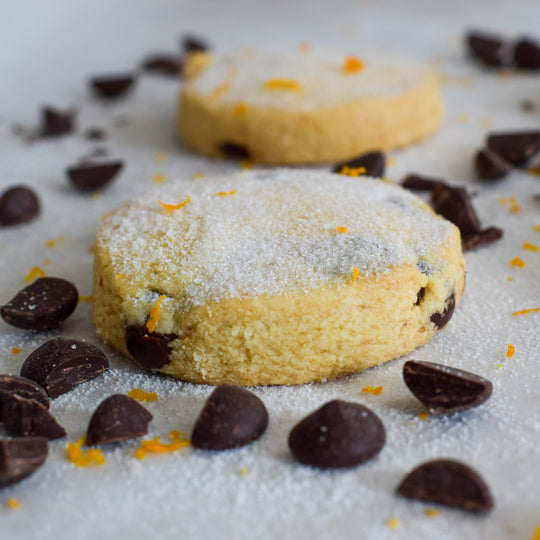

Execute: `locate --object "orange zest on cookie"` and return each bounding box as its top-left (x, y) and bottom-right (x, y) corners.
top-left (510, 257), bottom-right (525, 268)
top-left (135, 430), bottom-right (190, 459)
top-left (336, 226), bottom-right (348, 233)
top-left (362, 385), bottom-right (383, 395)
top-left (352, 266), bottom-right (359, 283)
top-left (24, 266), bottom-right (46, 283)
top-left (234, 102), bottom-right (249, 115)
top-left (215, 190), bottom-right (237, 197)
top-left (342, 55), bottom-right (365, 73)
top-left (147, 295), bottom-right (166, 333)
top-left (263, 78), bottom-right (302, 91)
top-left (208, 82), bottom-right (231, 100)
top-left (159, 195), bottom-right (190, 214)
top-left (67, 438), bottom-right (106, 467)
top-left (506, 343), bottom-right (515, 358)
top-left (128, 388), bottom-right (158, 402)
top-left (338, 165), bottom-right (366, 177)
top-left (512, 307), bottom-right (540, 317)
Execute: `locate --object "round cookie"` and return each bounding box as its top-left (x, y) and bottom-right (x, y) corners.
top-left (92, 170), bottom-right (465, 386)
top-left (177, 49), bottom-right (443, 164)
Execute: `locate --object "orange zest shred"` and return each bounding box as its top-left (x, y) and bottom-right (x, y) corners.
top-left (263, 78), bottom-right (302, 91)
top-left (507, 277), bottom-right (513, 282)
top-left (424, 508), bottom-right (442, 517)
top-left (338, 165), bottom-right (366, 177)
top-left (45, 236), bottom-right (65, 248)
top-left (191, 172), bottom-right (204, 180)
top-left (523, 242), bottom-right (539, 252)
top-left (24, 266), bottom-right (46, 283)
top-left (78, 295), bottom-right (93, 303)
top-left (88, 245), bottom-right (96, 254)
top-left (128, 388), bottom-right (158, 402)
top-left (158, 195), bottom-right (190, 214)
top-left (5, 498), bottom-right (21, 510)
top-left (418, 412), bottom-right (428, 420)
top-left (299, 42), bottom-right (311, 54)
top-left (239, 467), bottom-right (249, 475)
top-left (135, 430), bottom-right (190, 460)
top-left (510, 257), bottom-right (525, 268)
top-left (534, 225), bottom-right (540, 233)
top-left (67, 438), bottom-right (106, 467)
top-left (147, 295), bottom-right (166, 333)
top-left (153, 173), bottom-right (167, 184)
top-left (387, 517), bottom-right (400, 530)
top-left (506, 343), bottom-right (515, 358)
top-left (208, 82), bottom-right (231, 100)
top-left (241, 159), bottom-right (254, 170)
top-left (528, 165), bottom-right (540, 178)
top-left (116, 274), bottom-right (123, 280)
top-left (11, 347), bottom-right (21, 354)
top-left (498, 196), bottom-right (521, 213)
top-left (336, 226), bottom-right (348, 233)
top-left (43, 258), bottom-right (52, 266)
top-left (495, 363), bottom-right (503, 369)
top-left (362, 385), bottom-right (383, 395)
top-left (155, 151), bottom-right (167, 164)
top-left (352, 266), bottom-right (359, 283)
top-left (234, 102), bottom-right (249, 115)
top-left (512, 307), bottom-right (540, 317)
top-left (342, 54), bottom-right (365, 73)
top-left (530, 525), bottom-right (540, 540)
top-left (215, 190), bottom-right (237, 197)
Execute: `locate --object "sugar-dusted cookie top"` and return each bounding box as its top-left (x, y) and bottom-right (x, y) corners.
top-left (97, 170), bottom-right (458, 312)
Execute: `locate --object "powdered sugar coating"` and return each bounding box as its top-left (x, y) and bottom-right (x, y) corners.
top-left (187, 49), bottom-right (433, 110)
top-left (97, 169), bottom-right (454, 311)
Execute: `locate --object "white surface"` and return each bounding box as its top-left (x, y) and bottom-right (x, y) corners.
top-left (1, 1), bottom-right (539, 539)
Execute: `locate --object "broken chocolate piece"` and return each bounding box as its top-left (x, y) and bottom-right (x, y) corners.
top-left (84, 127), bottom-right (106, 140)
top-left (514, 38), bottom-right (540, 70)
top-left (0, 437), bottom-right (48, 488)
top-left (431, 186), bottom-right (481, 238)
top-left (462, 227), bottom-right (503, 251)
top-left (332, 151), bottom-right (386, 177)
top-left (67, 160), bottom-right (123, 191)
top-left (0, 186), bottom-right (40, 226)
top-left (1, 277), bottom-right (78, 331)
top-left (0, 375), bottom-right (49, 413)
top-left (20, 338), bottom-right (109, 398)
top-left (474, 148), bottom-right (513, 181)
top-left (403, 360), bottom-right (492, 414)
top-left (465, 31), bottom-right (508, 68)
top-left (141, 54), bottom-right (182, 76)
top-left (430, 293), bottom-right (456, 330)
top-left (288, 400), bottom-right (385, 469)
top-left (397, 459), bottom-right (494, 513)
top-left (415, 287), bottom-right (426, 306)
top-left (39, 106), bottom-right (74, 137)
top-left (487, 131), bottom-right (540, 167)
top-left (90, 74), bottom-right (135, 99)
top-left (401, 174), bottom-right (447, 192)
top-left (125, 326), bottom-right (175, 370)
top-left (191, 385), bottom-right (268, 451)
top-left (86, 394), bottom-right (152, 446)
top-left (182, 35), bottom-right (210, 53)
top-left (2, 395), bottom-right (66, 440)
top-left (219, 142), bottom-right (251, 160)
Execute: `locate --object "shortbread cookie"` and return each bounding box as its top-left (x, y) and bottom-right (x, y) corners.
top-left (177, 49), bottom-right (443, 164)
top-left (92, 170), bottom-right (465, 386)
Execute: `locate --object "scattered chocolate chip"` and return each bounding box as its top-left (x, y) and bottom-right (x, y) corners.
top-left (0, 437), bottom-right (48, 489)
top-left (1, 277), bottom-right (78, 331)
top-left (0, 186), bottom-right (40, 226)
top-left (84, 127), bottom-right (106, 140)
top-left (219, 142), bottom-right (251, 160)
top-left (402, 174), bottom-right (447, 192)
top-left (0, 375), bottom-right (49, 414)
top-left (462, 226), bottom-right (503, 251)
top-left (415, 287), bottom-right (426, 306)
top-left (182, 35), bottom-right (210, 53)
top-left (20, 337), bottom-right (109, 398)
top-left (191, 385), bottom-right (268, 451)
top-left (475, 148), bottom-right (513, 181)
top-left (288, 400), bottom-right (385, 469)
top-left (403, 360), bottom-right (492, 414)
top-left (513, 38), bottom-right (540, 70)
top-left (2, 395), bottom-right (66, 440)
top-left (85, 394), bottom-right (152, 446)
top-left (520, 99), bottom-right (536, 113)
top-left (39, 106), bottom-right (74, 137)
top-left (465, 31), bottom-right (508, 68)
top-left (125, 326), bottom-right (175, 370)
top-left (332, 151), bottom-right (386, 177)
top-left (487, 131), bottom-right (540, 167)
top-left (90, 74), bottom-right (136, 99)
top-left (430, 293), bottom-right (456, 330)
top-left (397, 459), bottom-right (494, 513)
top-left (67, 160), bottom-right (123, 191)
top-left (141, 54), bottom-right (182, 76)
top-left (431, 185), bottom-right (481, 238)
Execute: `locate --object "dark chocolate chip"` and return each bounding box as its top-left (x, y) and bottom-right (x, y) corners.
top-left (191, 385), bottom-right (268, 451)
top-left (520, 99), bottom-right (536, 113)
top-left (462, 226), bottom-right (503, 251)
top-left (182, 35), bottom-right (210, 53)
top-left (40, 106), bottom-right (74, 137)
top-left (141, 54), bottom-right (182, 76)
top-left (474, 148), bottom-right (513, 181)
top-left (403, 360), bottom-right (492, 414)
top-left (67, 161), bottom-right (123, 191)
top-left (90, 74), bottom-right (136, 99)
top-left (0, 375), bottom-right (49, 414)
top-left (465, 31), bottom-right (507, 68)
top-left (1, 277), bottom-right (78, 331)
top-left (431, 186), bottom-right (482, 238)
top-left (430, 293), bottom-right (456, 330)
top-left (20, 338), bottom-right (109, 398)
top-left (86, 394), bottom-right (152, 446)
top-left (0, 437), bottom-right (48, 489)
top-left (84, 127), bottom-right (106, 140)
top-left (415, 287), bottom-right (426, 306)
top-left (397, 459), bottom-right (494, 513)
top-left (2, 395), bottom-right (66, 440)
top-left (219, 142), bottom-right (251, 160)
top-left (0, 186), bottom-right (40, 226)
top-left (402, 174), bottom-right (448, 192)
top-left (332, 151), bottom-right (386, 177)
top-left (487, 131), bottom-right (540, 167)
top-left (125, 326), bottom-right (175, 370)
top-left (514, 38), bottom-right (540, 70)
top-left (288, 400), bottom-right (385, 469)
